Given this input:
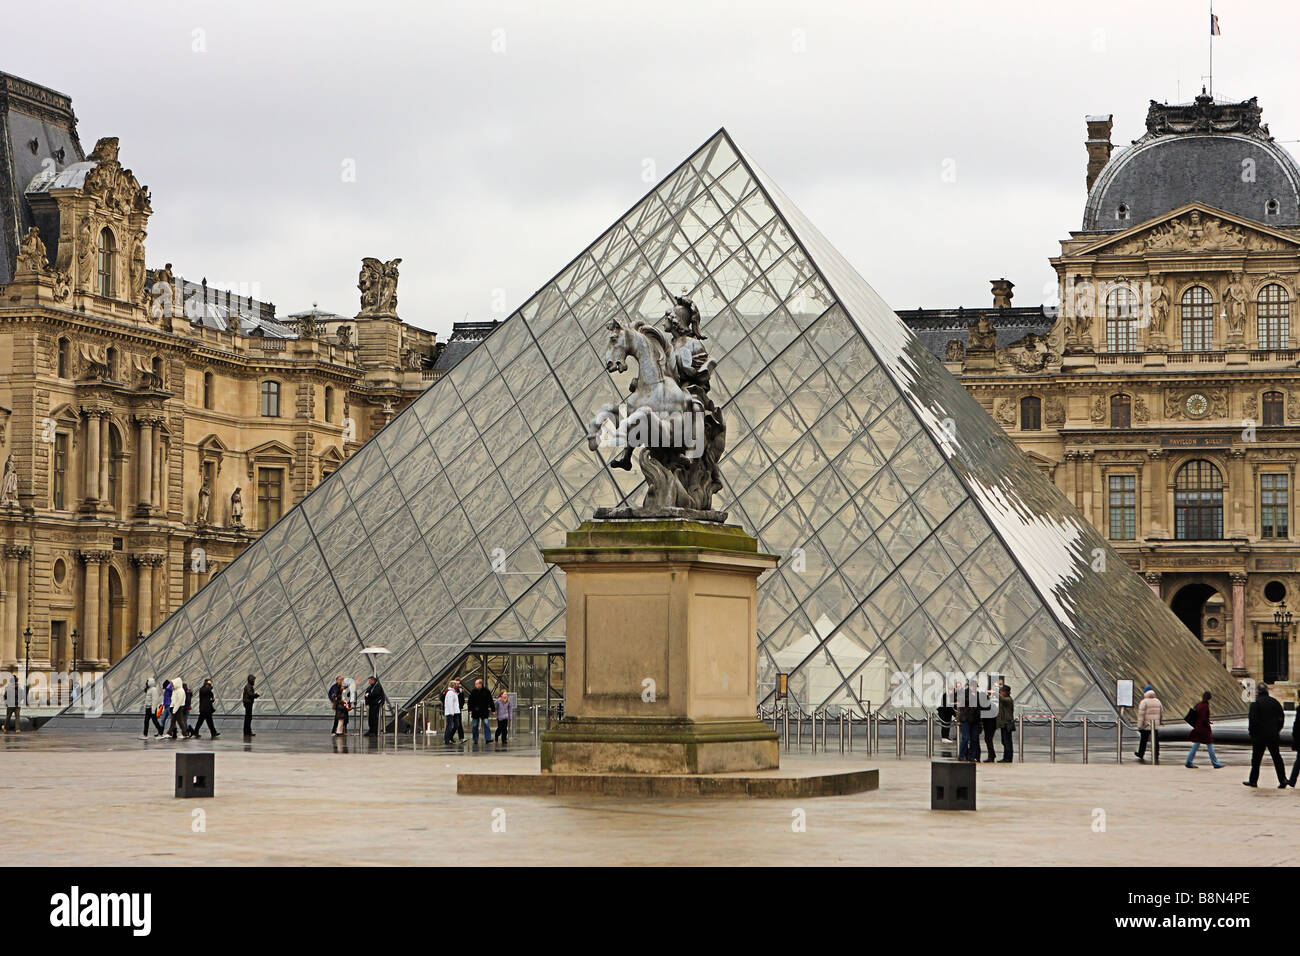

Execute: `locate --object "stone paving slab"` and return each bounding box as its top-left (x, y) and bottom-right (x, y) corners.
top-left (0, 744), bottom-right (1296, 866)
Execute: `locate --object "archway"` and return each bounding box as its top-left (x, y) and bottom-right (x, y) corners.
top-left (1170, 581), bottom-right (1227, 664)
top-left (108, 565), bottom-right (127, 663)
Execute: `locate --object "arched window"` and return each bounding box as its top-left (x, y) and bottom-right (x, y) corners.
top-left (203, 371), bottom-right (214, 410)
top-left (1110, 393), bottom-right (1131, 428)
top-left (1181, 286), bottom-right (1214, 351)
top-left (324, 386), bottom-right (335, 423)
top-left (105, 347), bottom-right (118, 381)
top-left (260, 380), bottom-right (280, 417)
top-left (1263, 390), bottom-right (1285, 427)
top-left (1105, 287), bottom-right (1138, 352)
top-left (1174, 459), bottom-right (1224, 540)
top-left (151, 356), bottom-right (163, 388)
top-left (1257, 283), bottom-right (1290, 350)
top-left (1019, 396), bottom-right (1041, 431)
top-left (96, 228), bottom-right (116, 298)
top-left (57, 337), bottom-right (70, 378)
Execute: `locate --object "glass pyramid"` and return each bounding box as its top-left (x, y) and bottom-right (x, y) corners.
top-left (49, 130), bottom-right (1243, 728)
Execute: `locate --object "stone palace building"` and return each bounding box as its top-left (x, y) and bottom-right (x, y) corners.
top-left (0, 71), bottom-right (455, 692)
top-left (902, 93), bottom-right (1300, 701)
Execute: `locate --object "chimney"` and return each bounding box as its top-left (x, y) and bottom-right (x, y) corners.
top-left (1085, 114), bottom-right (1113, 191)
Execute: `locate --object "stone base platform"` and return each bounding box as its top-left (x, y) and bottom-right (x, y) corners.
top-left (541, 717), bottom-right (779, 774)
top-left (457, 767), bottom-right (879, 799)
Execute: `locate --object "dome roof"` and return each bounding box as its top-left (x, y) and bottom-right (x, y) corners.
top-left (1083, 95), bottom-right (1300, 232)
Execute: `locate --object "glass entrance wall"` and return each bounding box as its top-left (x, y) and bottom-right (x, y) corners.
top-left (414, 651), bottom-right (565, 734)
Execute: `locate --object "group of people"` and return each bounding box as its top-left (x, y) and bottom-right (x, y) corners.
top-left (138, 674), bottom-right (260, 739)
top-left (327, 675), bottom-right (387, 736)
top-left (442, 678), bottom-right (513, 746)
top-left (936, 683), bottom-right (1015, 762)
top-left (1128, 683), bottom-right (1300, 788)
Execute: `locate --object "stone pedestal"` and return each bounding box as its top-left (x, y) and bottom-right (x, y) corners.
top-left (540, 519), bottom-right (779, 775)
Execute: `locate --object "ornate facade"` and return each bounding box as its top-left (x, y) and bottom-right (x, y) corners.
top-left (0, 72), bottom-right (442, 693)
top-left (903, 94), bottom-right (1300, 702)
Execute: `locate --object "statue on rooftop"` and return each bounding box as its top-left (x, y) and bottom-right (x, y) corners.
top-left (359, 257), bottom-right (402, 314)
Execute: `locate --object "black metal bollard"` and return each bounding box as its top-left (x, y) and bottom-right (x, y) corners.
top-left (931, 759), bottom-right (976, 811)
top-left (176, 752), bottom-right (215, 798)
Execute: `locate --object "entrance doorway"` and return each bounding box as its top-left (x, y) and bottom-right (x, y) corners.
top-left (425, 651), bottom-right (565, 735)
top-left (1170, 582), bottom-right (1227, 664)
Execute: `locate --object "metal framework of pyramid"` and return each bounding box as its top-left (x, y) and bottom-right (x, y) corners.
top-left (48, 129), bottom-right (1243, 729)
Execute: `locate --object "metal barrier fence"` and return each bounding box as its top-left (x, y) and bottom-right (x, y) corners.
top-left (758, 708), bottom-right (1149, 764)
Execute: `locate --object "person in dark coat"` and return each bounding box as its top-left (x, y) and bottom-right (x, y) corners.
top-left (955, 684), bottom-right (979, 762)
top-left (364, 676), bottom-right (386, 736)
top-left (1183, 691), bottom-right (1222, 769)
top-left (467, 678), bottom-right (495, 745)
top-left (191, 679), bottom-right (220, 739)
top-left (979, 687), bottom-right (998, 762)
top-left (996, 684), bottom-right (1015, 762)
top-left (1288, 707), bottom-right (1300, 788)
top-left (937, 688), bottom-right (955, 742)
top-left (1244, 683), bottom-right (1287, 788)
top-left (241, 674), bottom-right (259, 736)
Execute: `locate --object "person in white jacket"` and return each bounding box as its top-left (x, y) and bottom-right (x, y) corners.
top-left (139, 677), bottom-right (165, 739)
top-left (167, 677), bottom-right (190, 739)
top-left (1134, 686), bottom-right (1163, 763)
top-left (442, 684), bottom-right (461, 745)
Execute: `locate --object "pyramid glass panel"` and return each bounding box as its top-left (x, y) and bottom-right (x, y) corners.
top-left (48, 129), bottom-right (1243, 728)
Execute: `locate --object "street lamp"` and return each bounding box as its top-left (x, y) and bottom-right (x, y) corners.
top-left (23, 626), bottom-right (32, 695)
top-left (1273, 601), bottom-right (1293, 640)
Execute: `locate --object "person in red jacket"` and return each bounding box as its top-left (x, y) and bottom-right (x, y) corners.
top-left (1184, 691), bottom-right (1224, 769)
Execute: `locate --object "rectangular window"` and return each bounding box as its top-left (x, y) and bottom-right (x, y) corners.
top-left (260, 381), bottom-right (280, 417)
top-left (53, 432), bottom-right (68, 510)
top-left (1260, 473), bottom-right (1289, 538)
top-left (257, 467), bottom-right (283, 529)
top-left (1108, 474), bottom-right (1136, 540)
top-left (1263, 392), bottom-right (1284, 427)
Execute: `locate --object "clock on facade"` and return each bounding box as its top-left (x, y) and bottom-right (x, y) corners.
top-left (1185, 393), bottom-right (1210, 418)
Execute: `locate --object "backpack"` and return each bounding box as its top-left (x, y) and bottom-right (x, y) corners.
top-left (1184, 706), bottom-right (1198, 727)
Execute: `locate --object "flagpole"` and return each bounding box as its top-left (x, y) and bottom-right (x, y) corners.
top-left (1209, 0), bottom-right (1214, 97)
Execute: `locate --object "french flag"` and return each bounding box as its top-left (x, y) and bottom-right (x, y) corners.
top-left (1211, 13), bottom-right (1221, 35)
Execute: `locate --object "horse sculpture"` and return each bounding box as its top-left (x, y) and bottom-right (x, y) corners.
top-left (586, 295), bottom-right (726, 514)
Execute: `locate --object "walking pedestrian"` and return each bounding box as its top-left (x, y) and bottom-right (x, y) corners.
top-left (331, 677), bottom-right (352, 736)
top-left (242, 674), bottom-right (259, 736)
top-left (160, 679), bottom-right (174, 738)
top-left (1134, 685), bottom-right (1162, 763)
top-left (328, 677), bottom-right (344, 735)
top-left (364, 675), bottom-right (386, 737)
top-left (167, 677), bottom-right (190, 738)
top-left (1288, 707), bottom-right (1299, 788)
top-left (1183, 691), bottom-right (1223, 769)
top-left (468, 678), bottom-right (494, 745)
top-left (1244, 682), bottom-right (1287, 788)
top-left (3, 668), bottom-right (24, 733)
top-left (191, 679), bottom-right (220, 739)
top-left (180, 680), bottom-right (195, 736)
top-left (494, 689), bottom-right (512, 746)
top-left (980, 686), bottom-right (998, 762)
top-left (996, 684), bottom-right (1015, 762)
top-left (442, 683), bottom-right (460, 745)
top-left (139, 677), bottom-right (165, 739)
top-left (955, 683), bottom-right (978, 762)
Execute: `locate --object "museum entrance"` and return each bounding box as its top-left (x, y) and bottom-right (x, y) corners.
top-left (418, 651), bottom-right (565, 736)
top-left (1170, 582), bottom-right (1227, 664)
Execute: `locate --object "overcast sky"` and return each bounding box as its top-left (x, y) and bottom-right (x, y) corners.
top-left (9, 0), bottom-right (1300, 335)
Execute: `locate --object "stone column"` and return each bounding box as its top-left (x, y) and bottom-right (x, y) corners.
top-left (136, 417), bottom-right (154, 511)
top-left (1227, 449), bottom-right (1247, 538)
top-left (1147, 449), bottom-right (1167, 538)
top-left (1078, 451), bottom-right (1095, 519)
top-left (98, 415), bottom-right (111, 505)
top-left (98, 559), bottom-right (110, 666)
top-left (80, 552), bottom-right (102, 665)
top-left (82, 409), bottom-right (100, 507)
top-left (15, 548), bottom-right (29, 661)
top-left (1230, 572), bottom-right (1249, 675)
top-left (1062, 451), bottom-right (1078, 506)
top-left (2, 548), bottom-right (19, 666)
top-left (151, 428), bottom-right (163, 511)
top-left (134, 555), bottom-right (154, 638)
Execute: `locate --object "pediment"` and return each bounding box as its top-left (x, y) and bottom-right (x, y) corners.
top-left (246, 439), bottom-right (294, 460)
top-left (1076, 203), bottom-right (1300, 257)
